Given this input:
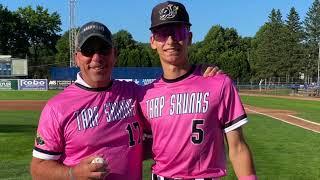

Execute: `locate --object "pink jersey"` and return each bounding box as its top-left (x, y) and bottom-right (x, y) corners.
top-left (33, 79), bottom-right (144, 180)
top-left (138, 65), bottom-right (248, 179)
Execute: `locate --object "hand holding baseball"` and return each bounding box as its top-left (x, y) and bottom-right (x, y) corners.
top-left (91, 156), bottom-right (108, 174)
top-left (71, 156), bottom-right (109, 180)
top-left (91, 157), bottom-right (105, 164)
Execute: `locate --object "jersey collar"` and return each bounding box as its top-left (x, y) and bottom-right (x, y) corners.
top-left (161, 64), bottom-right (196, 83)
top-left (75, 72), bottom-right (113, 92)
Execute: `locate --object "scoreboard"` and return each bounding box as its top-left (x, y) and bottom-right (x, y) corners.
top-left (0, 55), bottom-right (11, 76)
top-left (0, 55), bottom-right (27, 77)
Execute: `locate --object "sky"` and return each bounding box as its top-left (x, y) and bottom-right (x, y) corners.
top-left (0, 0), bottom-right (315, 43)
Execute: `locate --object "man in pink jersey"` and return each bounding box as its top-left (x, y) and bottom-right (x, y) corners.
top-left (30, 21), bottom-right (145, 180)
top-left (139, 1), bottom-right (257, 180)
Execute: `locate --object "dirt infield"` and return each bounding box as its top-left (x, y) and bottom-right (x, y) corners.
top-left (0, 100), bottom-right (47, 111)
top-left (0, 99), bottom-right (319, 133)
top-left (244, 104), bottom-right (320, 133)
top-left (240, 93), bottom-right (320, 133)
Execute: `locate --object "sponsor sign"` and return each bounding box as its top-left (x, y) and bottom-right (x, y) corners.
top-left (117, 79), bottom-right (156, 86)
top-left (117, 79), bottom-right (133, 82)
top-left (49, 80), bottom-right (73, 90)
top-left (19, 79), bottom-right (48, 90)
top-left (0, 79), bottom-right (18, 90)
top-left (142, 79), bottom-right (155, 85)
top-left (133, 79), bottom-right (156, 86)
top-left (0, 80), bottom-right (12, 90)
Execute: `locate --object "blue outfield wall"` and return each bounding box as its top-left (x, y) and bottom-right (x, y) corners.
top-left (50, 67), bottom-right (163, 80)
top-left (50, 67), bottom-right (79, 80)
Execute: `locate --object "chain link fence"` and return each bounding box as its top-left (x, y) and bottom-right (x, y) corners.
top-left (237, 78), bottom-right (320, 97)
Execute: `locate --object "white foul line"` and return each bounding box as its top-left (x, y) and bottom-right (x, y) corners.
top-left (287, 115), bottom-right (320, 126)
top-left (246, 108), bottom-right (320, 134)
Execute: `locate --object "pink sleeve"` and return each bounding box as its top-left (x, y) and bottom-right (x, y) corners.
top-left (218, 76), bottom-right (247, 133)
top-left (134, 83), bottom-right (152, 133)
top-left (33, 103), bottom-right (64, 160)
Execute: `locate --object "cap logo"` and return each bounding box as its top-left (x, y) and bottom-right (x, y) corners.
top-left (81, 24), bottom-right (105, 33)
top-left (159, 4), bottom-right (179, 21)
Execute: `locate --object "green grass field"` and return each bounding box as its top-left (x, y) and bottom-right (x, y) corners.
top-left (1, 112), bottom-right (319, 180)
top-left (0, 90), bottom-right (61, 100)
top-left (234, 114), bottom-right (320, 180)
top-left (0, 111), bottom-right (40, 180)
top-left (1, 91), bottom-right (320, 179)
top-left (239, 88), bottom-right (292, 96)
top-left (241, 95), bottom-right (320, 123)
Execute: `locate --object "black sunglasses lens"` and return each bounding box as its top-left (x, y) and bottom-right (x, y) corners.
top-left (81, 48), bottom-right (94, 57)
top-left (98, 49), bottom-right (110, 55)
top-left (81, 48), bottom-right (110, 57)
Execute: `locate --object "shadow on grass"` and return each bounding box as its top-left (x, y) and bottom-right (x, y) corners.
top-left (0, 124), bottom-right (37, 133)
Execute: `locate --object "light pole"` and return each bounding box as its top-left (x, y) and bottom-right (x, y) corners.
top-left (318, 42), bottom-right (320, 86)
top-left (69, 0), bottom-right (77, 67)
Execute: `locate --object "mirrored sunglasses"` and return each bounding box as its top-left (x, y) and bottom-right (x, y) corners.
top-left (152, 25), bottom-right (189, 42)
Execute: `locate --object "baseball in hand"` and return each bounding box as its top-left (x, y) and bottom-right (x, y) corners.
top-left (91, 157), bottom-right (107, 173)
top-left (91, 157), bottom-right (105, 164)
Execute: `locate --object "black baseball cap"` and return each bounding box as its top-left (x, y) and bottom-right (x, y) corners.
top-left (150, 1), bottom-right (191, 30)
top-left (76, 21), bottom-right (112, 50)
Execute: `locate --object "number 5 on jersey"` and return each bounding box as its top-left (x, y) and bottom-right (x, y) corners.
top-left (191, 119), bottom-right (204, 144)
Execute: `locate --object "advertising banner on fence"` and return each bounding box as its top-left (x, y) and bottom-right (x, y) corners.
top-left (133, 79), bottom-right (156, 86)
top-left (0, 79), bottom-right (18, 90)
top-left (18, 79), bottom-right (48, 90)
top-left (49, 80), bottom-right (73, 90)
top-left (117, 79), bottom-right (156, 86)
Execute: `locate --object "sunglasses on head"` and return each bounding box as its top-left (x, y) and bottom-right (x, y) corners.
top-left (152, 25), bottom-right (189, 42)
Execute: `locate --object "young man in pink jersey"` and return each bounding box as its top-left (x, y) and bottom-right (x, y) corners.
top-left (30, 21), bottom-right (145, 180)
top-left (139, 1), bottom-right (257, 180)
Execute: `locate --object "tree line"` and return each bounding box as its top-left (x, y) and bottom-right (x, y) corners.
top-left (1, 0), bottom-right (320, 83)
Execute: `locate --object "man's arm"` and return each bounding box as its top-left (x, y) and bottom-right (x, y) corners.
top-left (30, 156), bottom-right (107, 180)
top-left (225, 127), bottom-right (257, 179)
top-left (143, 133), bottom-right (153, 160)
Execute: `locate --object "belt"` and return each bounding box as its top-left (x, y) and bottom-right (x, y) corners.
top-left (152, 173), bottom-right (220, 180)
